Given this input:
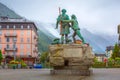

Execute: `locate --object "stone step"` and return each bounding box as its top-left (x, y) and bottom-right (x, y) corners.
top-left (50, 69), bottom-right (93, 76)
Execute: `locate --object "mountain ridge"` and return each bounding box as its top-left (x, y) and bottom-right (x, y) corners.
top-left (36, 22), bottom-right (117, 53)
top-left (0, 2), bottom-right (21, 18)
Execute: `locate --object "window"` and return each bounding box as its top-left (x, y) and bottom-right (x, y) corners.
top-left (27, 25), bottom-right (30, 29)
top-left (7, 25), bottom-right (9, 29)
top-left (13, 44), bottom-right (15, 48)
top-left (0, 44), bottom-right (2, 49)
top-left (27, 31), bottom-right (30, 35)
top-left (27, 38), bottom-right (30, 43)
top-left (0, 37), bottom-right (1, 42)
top-left (20, 38), bottom-right (23, 42)
top-left (0, 25), bottom-right (1, 29)
top-left (0, 30), bottom-right (2, 35)
top-left (20, 44), bottom-right (24, 49)
top-left (20, 52), bottom-right (24, 55)
top-left (27, 52), bottom-right (31, 56)
top-left (27, 44), bottom-right (30, 49)
top-left (13, 37), bottom-right (17, 42)
top-left (21, 25), bottom-right (23, 29)
top-left (6, 44), bottom-right (9, 48)
top-left (13, 25), bottom-right (16, 29)
top-left (12, 52), bottom-right (15, 56)
top-left (6, 37), bottom-right (10, 42)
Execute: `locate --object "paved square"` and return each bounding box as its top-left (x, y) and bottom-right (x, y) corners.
top-left (0, 68), bottom-right (120, 80)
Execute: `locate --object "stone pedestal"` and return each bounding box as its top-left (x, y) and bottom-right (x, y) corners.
top-left (49, 44), bottom-right (94, 76)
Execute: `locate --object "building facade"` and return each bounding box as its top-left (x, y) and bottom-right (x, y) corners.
top-left (0, 21), bottom-right (38, 59)
top-left (106, 46), bottom-right (114, 58)
top-left (95, 53), bottom-right (106, 62)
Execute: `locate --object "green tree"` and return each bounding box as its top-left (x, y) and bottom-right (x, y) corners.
top-left (93, 57), bottom-right (98, 62)
top-left (0, 50), bottom-right (3, 65)
top-left (111, 43), bottom-right (120, 59)
top-left (40, 52), bottom-right (49, 63)
top-left (40, 52), bottom-right (49, 68)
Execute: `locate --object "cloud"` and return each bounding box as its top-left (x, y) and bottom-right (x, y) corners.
top-left (0, 0), bottom-right (119, 35)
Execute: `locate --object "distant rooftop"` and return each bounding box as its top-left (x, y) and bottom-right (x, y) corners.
top-left (0, 16), bottom-right (30, 22)
top-left (95, 53), bottom-right (106, 57)
top-left (0, 17), bottom-right (38, 31)
top-left (106, 46), bottom-right (114, 51)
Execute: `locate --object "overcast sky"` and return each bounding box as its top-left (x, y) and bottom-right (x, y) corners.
top-left (0, 0), bottom-right (120, 35)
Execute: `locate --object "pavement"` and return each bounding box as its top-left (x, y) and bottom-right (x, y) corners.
top-left (0, 68), bottom-right (120, 80)
top-left (84, 68), bottom-right (120, 80)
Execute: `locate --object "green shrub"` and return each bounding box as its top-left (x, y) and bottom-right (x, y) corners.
top-left (0, 50), bottom-right (3, 65)
top-left (92, 61), bottom-right (105, 68)
top-left (92, 57), bottom-right (120, 68)
top-left (8, 60), bottom-right (27, 68)
top-left (107, 58), bottom-right (114, 68)
top-left (8, 64), bottom-right (17, 69)
top-left (115, 57), bottom-right (120, 64)
top-left (40, 52), bottom-right (49, 63)
top-left (20, 60), bottom-right (27, 68)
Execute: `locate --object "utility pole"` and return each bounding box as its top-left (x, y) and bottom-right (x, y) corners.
top-left (105, 50), bottom-right (108, 68)
top-left (118, 24), bottom-right (120, 46)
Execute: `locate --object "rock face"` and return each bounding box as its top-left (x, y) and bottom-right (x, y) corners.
top-left (49, 44), bottom-right (94, 76)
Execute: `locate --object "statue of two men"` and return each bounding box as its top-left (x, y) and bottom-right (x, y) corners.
top-left (56, 9), bottom-right (85, 44)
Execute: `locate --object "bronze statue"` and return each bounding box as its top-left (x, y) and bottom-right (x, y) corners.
top-left (56, 9), bottom-right (70, 44)
top-left (62, 14), bottom-right (85, 43)
top-left (55, 8), bottom-right (85, 44)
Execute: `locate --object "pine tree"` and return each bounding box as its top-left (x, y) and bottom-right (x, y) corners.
top-left (111, 43), bottom-right (120, 59)
top-left (0, 50), bottom-right (3, 65)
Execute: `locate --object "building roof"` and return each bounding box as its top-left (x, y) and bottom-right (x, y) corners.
top-left (0, 17), bottom-right (38, 30)
top-left (95, 54), bottom-right (106, 57)
top-left (106, 46), bottom-right (114, 51)
top-left (0, 21), bottom-right (38, 31)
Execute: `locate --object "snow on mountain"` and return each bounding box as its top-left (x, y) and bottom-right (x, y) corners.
top-left (35, 22), bottom-right (60, 38)
top-left (81, 29), bottom-right (117, 52)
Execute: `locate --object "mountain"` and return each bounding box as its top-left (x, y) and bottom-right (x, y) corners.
top-left (81, 29), bottom-right (117, 52)
top-left (37, 29), bottom-right (54, 52)
top-left (35, 22), bottom-right (59, 38)
top-left (36, 22), bottom-right (117, 53)
top-left (35, 22), bottom-right (57, 53)
top-left (0, 3), bottom-right (21, 18)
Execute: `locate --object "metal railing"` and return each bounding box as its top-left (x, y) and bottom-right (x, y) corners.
top-left (4, 47), bottom-right (17, 51)
top-left (4, 33), bottom-right (17, 37)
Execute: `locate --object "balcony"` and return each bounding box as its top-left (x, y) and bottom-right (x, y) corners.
top-left (33, 49), bottom-right (38, 53)
top-left (4, 33), bottom-right (17, 37)
top-left (4, 47), bottom-right (17, 51)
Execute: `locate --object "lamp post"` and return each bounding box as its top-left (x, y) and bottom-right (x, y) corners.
top-left (13, 38), bottom-right (17, 60)
top-left (105, 50), bottom-right (109, 68)
top-left (13, 51), bottom-right (16, 60)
